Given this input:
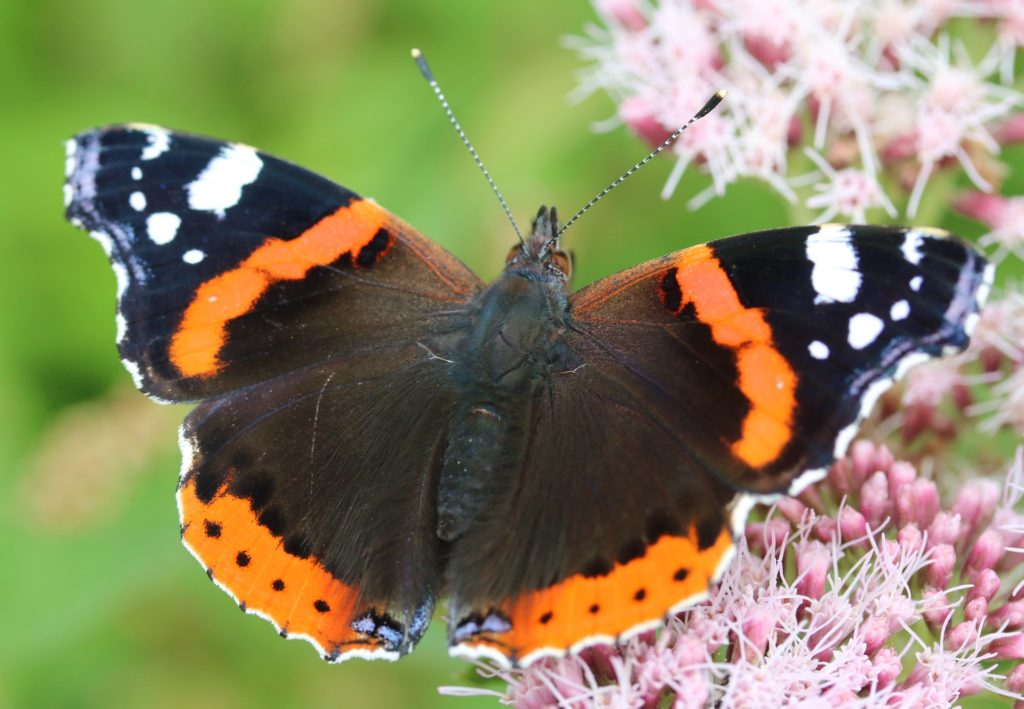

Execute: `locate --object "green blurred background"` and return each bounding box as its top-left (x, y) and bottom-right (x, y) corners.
top-left (1, 1), bottom-right (1020, 707)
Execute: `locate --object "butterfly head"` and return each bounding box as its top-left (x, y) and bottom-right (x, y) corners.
top-left (506, 205), bottom-right (572, 282)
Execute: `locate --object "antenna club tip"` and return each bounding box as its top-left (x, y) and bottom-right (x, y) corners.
top-left (715, 89), bottom-right (728, 100)
top-left (411, 47), bottom-right (422, 58)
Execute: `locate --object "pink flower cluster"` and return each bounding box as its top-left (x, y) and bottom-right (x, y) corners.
top-left (444, 442), bottom-right (1024, 707)
top-left (570, 0), bottom-right (1024, 246)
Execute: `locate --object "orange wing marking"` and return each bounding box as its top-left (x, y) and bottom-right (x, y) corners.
top-left (178, 476), bottom-right (396, 661)
top-left (669, 245), bottom-right (796, 468)
top-left (169, 198), bottom-right (391, 377)
top-left (450, 524), bottom-right (733, 667)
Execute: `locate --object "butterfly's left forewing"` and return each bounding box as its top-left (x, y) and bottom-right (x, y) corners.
top-left (447, 224), bottom-right (990, 667)
top-left (66, 126), bottom-right (480, 402)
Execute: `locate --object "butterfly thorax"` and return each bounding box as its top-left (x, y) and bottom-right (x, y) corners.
top-left (434, 209), bottom-right (581, 543)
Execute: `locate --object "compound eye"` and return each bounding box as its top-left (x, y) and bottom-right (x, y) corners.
top-left (549, 250), bottom-right (572, 278)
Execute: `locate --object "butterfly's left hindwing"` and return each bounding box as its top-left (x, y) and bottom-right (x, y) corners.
top-left (178, 347), bottom-right (452, 661)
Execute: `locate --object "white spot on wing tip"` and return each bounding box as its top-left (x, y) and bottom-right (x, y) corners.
top-left (183, 249), bottom-right (205, 264)
top-left (890, 299), bottom-right (910, 321)
top-left (187, 144), bottom-right (263, 217)
top-left (131, 166), bottom-right (143, 180)
top-left (807, 226), bottom-right (860, 305)
top-left (129, 191), bottom-right (147, 211)
top-left (910, 275), bottom-right (923, 291)
top-left (901, 231), bottom-right (925, 265)
top-left (808, 340), bottom-right (829, 360)
top-left (63, 183), bottom-right (73, 207)
top-left (147, 212), bottom-right (181, 245)
top-left (137, 125), bottom-right (171, 160)
top-left (848, 312), bottom-right (884, 349)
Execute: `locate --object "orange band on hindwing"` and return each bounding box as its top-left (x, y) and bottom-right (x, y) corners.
top-left (452, 523), bottom-right (733, 666)
top-left (178, 477), bottom-right (388, 658)
top-left (169, 199), bottom-right (392, 377)
top-left (667, 245), bottom-right (796, 468)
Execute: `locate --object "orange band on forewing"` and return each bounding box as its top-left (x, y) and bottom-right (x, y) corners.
top-left (456, 524), bottom-right (732, 664)
top-left (671, 245), bottom-right (796, 468)
top-left (169, 199), bottom-right (389, 377)
top-left (179, 478), bottom-right (379, 655)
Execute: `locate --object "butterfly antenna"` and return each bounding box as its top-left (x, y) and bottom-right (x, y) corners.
top-left (554, 90), bottom-right (727, 242)
top-left (412, 48), bottom-right (525, 247)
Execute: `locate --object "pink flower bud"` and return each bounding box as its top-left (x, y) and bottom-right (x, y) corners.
top-left (777, 497), bottom-right (806, 524)
top-left (871, 647), bottom-right (902, 688)
top-left (848, 440), bottom-right (883, 488)
top-left (861, 471), bottom-right (892, 528)
top-left (881, 133), bottom-right (917, 163)
top-left (827, 456), bottom-right (853, 498)
top-left (952, 479), bottom-right (1001, 538)
top-left (813, 516), bottom-right (837, 543)
top-left (997, 112), bottom-right (1024, 145)
top-left (897, 523), bottom-right (923, 554)
top-left (955, 191), bottom-right (1013, 227)
top-left (910, 479), bottom-right (940, 528)
top-left (966, 532), bottom-right (1006, 578)
top-left (968, 568), bottom-right (1002, 603)
top-left (796, 540), bottom-right (830, 600)
top-left (925, 544), bottom-right (957, 589)
top-left (860, 616), bottom-right (891, 655)
top-left (887, 461), bottom-right (917, 500)
top-left (989, 600), bottom-right (1024, 630)
top-left (991, 632), bottom-right (1024, 660)
top-left (744, 33), bottom-right (790, 68)
top-left (746, 518), bottom-right (791, 552)
top-left (927, 512), bottom-right (963, 548)
top-left (840, 506), bottom-right (868, 542)
top-left (735, 609), bottom-right (774, 661)
top-left (964, 597), bottom-right (989, 623)
top-left (945, 620), bottom-right (978, 650)
top-left (1006, 663), bottom-right (1024, 694)
top-left (620, 96), bottom-right (674, 151)
top-left (922, 587), bottom-right (953, 627)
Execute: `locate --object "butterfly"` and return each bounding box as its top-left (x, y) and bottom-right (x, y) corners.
top-left (64, 92), bottom-right (990, 668)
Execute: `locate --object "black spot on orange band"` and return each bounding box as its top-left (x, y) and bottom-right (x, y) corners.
top-left (452, 522), bottom-right (733, 666)
top-left (178, 477), bottom-right (388, 657)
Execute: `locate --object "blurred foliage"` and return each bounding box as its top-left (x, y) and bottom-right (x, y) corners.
top-left (0, 1), bottom-right (1019, 707)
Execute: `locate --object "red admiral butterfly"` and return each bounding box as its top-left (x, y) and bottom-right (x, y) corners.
top-left (64, 56), bottom-right (991, 668)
